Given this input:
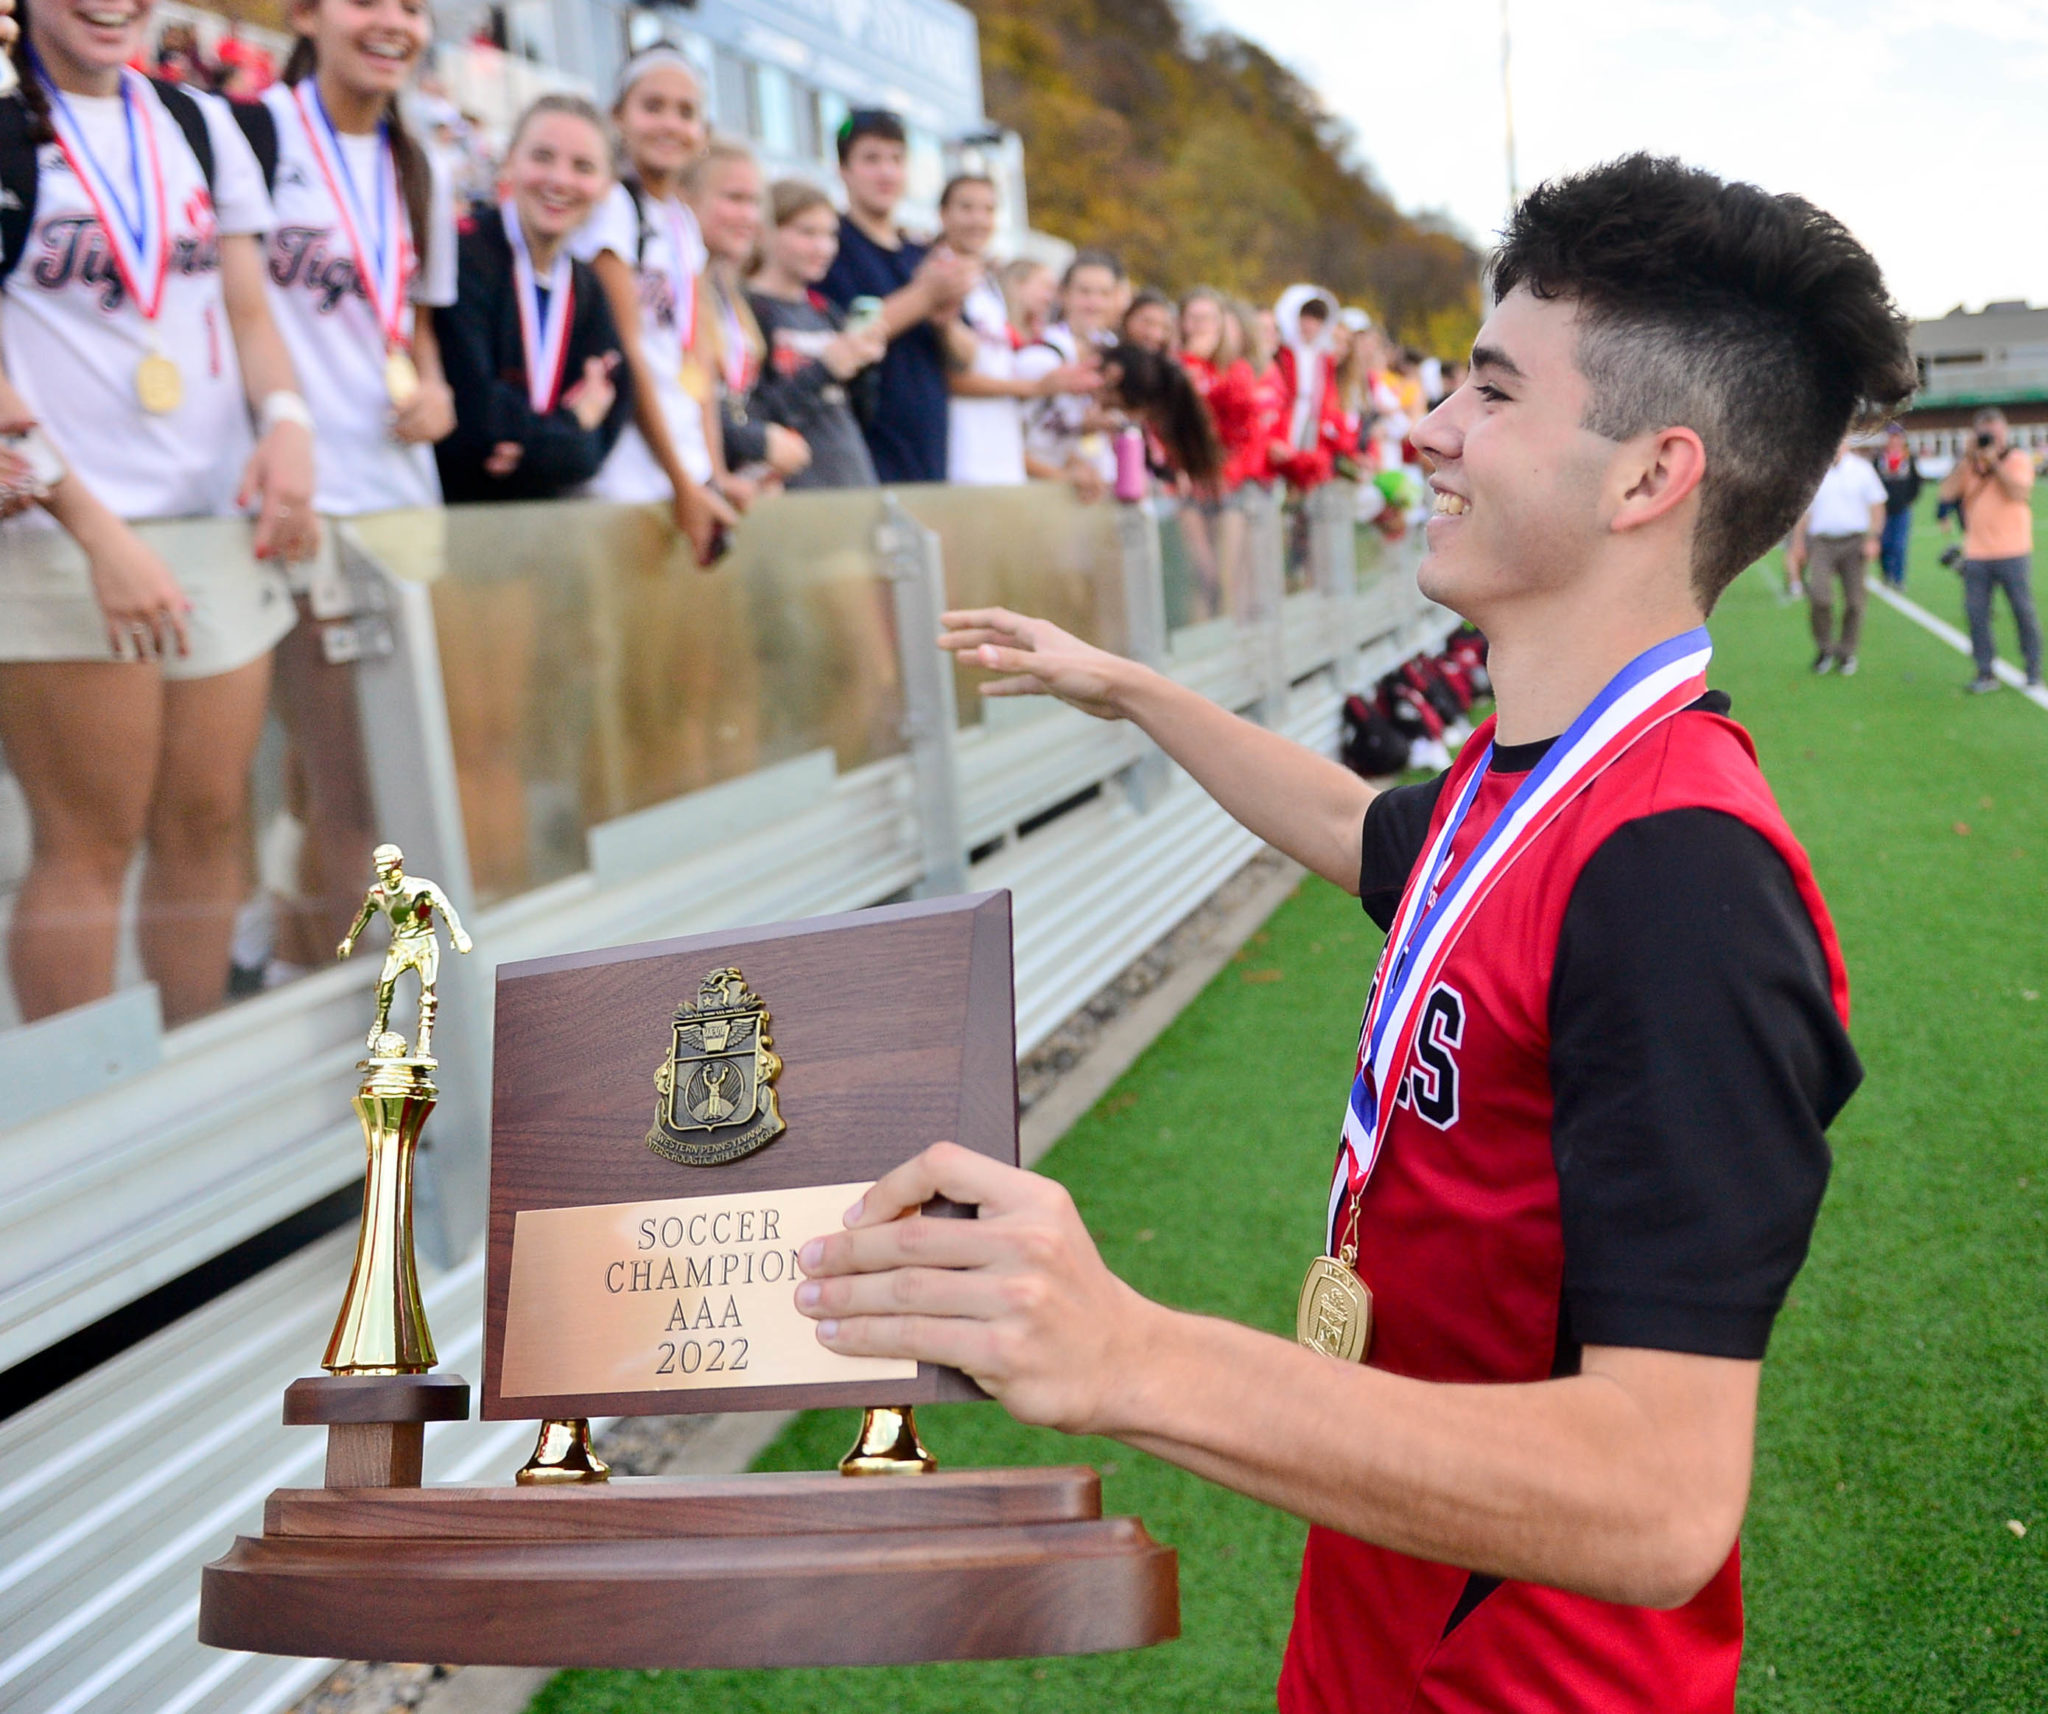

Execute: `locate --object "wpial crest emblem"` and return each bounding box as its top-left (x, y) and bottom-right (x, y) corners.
top-left (646, 967), bottom-right (786, 1166)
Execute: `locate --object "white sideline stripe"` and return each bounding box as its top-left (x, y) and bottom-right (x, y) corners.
top-left (0, 1252), bottom-right (487, 1597)
top-left (0, 1316), bottom-right (485, 1695)
top-left (1869, 581), bottom-right (2048, 711)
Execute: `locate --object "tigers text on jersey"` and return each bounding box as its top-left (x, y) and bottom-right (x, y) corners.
top-left (0, 77), bottom-right (270, 525)
top-left (570, 180), bottom-right (711, 497)
top-left (1279, 706), bottom-right (1855, 1714)
top-left (256, 83), bottom-right (458, 515)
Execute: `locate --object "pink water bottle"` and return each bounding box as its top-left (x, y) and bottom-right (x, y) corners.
top-left (1113, 424), bottom-right (1147, 502)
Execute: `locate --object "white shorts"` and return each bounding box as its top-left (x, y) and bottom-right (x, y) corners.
top-left (0, 514), bottom-right (296, 681)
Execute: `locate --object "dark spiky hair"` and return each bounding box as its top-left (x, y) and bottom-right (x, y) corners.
top-left (1492, 154), bottom-right (1916, 606)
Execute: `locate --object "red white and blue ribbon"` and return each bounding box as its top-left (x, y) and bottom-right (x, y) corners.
top-left (294, 80), bottom-right (414, 351)
top-left (500, 198), bottom-right (574, 412)
top-left (653, 194), bottom-right (700, 351)
top-left (37, 62), bottom-right (170, 322)
top-left (1329, 626), bottom-right (1715, 1241)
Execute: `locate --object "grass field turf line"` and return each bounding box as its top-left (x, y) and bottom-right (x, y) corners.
top-left (532, 507), bottom-right (2046, 1714)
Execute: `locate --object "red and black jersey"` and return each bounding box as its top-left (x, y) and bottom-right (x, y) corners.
top-left (1279, 695), bottom-right (1860, 1713)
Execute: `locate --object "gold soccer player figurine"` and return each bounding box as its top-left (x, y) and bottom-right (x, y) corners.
top-left (338, 844), bottom-right (473, 1060)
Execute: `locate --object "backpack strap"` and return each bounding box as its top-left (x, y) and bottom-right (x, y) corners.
top-left (229, 95), bottom-right (279, 194)
top-left (0, 96), bottom-right (39, 287)
top-left (621, 175), bottom-right (651, 268)
top-left (149, 78), bottom-right (214, 194)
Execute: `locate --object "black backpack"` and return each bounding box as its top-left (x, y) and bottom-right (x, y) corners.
top-left (0, 79), bottom-right (223, 284)
top-left (1342, 691), bottom-right (1412, 778)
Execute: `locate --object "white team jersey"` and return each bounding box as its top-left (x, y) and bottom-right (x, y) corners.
top-left (257, 83), bottom-right (458, 516)
top-left (1021, 322), bottom-right (1112, 482)
top-left (947, 270), bottom-right (1025, 486)
top-left (570, 180), bottom-right (712, 498)
top-left (0, 78), bottom-right (272, 526)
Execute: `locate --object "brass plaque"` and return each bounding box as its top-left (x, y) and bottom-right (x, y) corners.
top-left (498, 1181), bottom-right (915, 1399)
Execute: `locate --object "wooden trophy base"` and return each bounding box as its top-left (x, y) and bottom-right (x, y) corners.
top-left (199, 1466), bottom-right (1178, 1668)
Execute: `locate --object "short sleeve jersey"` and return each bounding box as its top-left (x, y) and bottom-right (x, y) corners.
top-left (1804, 452), bottom-right (1887, 537)
top-left (946, 270), bottom-right (1025, 485)
top-left (569, 180), bottom-right (712, 496)
top-left (1280, 697), bottom-right (1862, 1714)
top-left (819, 219), bottom-right (947, 484)
top-left (257, 83), bottom-right (459, 515)
top-left (1, 75), bottom-right (272, 524)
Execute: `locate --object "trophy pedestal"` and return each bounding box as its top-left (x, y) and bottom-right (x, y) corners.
top-left (199, 1467), bottom-right (1177, 1667)
top-left (283, 1374), bottom-right (474, 1488)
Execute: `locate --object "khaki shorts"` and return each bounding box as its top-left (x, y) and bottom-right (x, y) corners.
top-left (0, 514), bottom-right (297, 681)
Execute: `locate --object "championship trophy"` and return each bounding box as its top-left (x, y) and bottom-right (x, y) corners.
top-left (200, 883), bottom-right (1178, 1669)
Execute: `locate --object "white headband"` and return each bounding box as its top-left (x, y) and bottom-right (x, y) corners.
top-left (616, 45), bottom-right (700, 103)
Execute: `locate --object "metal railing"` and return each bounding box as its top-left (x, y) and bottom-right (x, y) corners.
top-left (0, 479), bottom-right (1450, 1714)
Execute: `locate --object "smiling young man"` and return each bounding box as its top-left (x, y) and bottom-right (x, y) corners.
top-left (795, 156), bottom-right (1915, 1710)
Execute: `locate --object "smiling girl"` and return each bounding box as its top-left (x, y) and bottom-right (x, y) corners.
top-left (568, 47), bottom-right (733, 562)
top-left (255, 0), bottom-right (457, 513)
top-left (433, 92), bottom-right (631, 501)
top-left (0, 0), bottom-right (319, 1024)
top-left (243, 0), bottom-right (459, 966)
top-left (743, 179), bottom-right (881, 491)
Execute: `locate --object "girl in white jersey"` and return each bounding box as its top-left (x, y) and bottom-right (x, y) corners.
top-left (260, 0), bottom-right (457, 512)
top-left (569, 46), bottom-right (734, 565)
top-left (0, 0), bottom-right (319, 1027)
top-left (249, 0), bottom-right (459, 971)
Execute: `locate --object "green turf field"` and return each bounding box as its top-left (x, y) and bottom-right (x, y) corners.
top-left (533, 493), bottom-right (2047, 1714)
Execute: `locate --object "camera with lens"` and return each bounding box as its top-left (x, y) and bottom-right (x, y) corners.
top-left (1940, 544), bottom-right (1963, 570)
top-left (1975, 430), bottom-right (1996, 449)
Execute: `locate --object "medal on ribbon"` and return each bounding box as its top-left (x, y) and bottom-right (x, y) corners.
top-left (501, 199), bottom-right (574, 413)
top-left (1296, 627), bottom-right (1716, 1363)
top-left (677, 274), bottom-right (711, 403)
top-left (295, 81), bottom-right (418, 404)
top-left (38, 63), bottom-right (177, 413)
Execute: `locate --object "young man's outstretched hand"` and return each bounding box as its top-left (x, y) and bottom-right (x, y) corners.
top-left (937, 607), bottom-right (1137, 720)
top-left (794, 1141), bottom-right (1151, 1436)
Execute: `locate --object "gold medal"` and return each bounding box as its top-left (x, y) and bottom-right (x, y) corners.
top-left (135, 351), bottom-right (182, 415)
top-left (1297, 1254), bottom-right (1372, 1362)
top-left (679, 355), bottom-right (712, 403)
top-left (384, 346), bottom-right (421, 406)
top-left (1296, 1193), bottom-right (1371, 1362)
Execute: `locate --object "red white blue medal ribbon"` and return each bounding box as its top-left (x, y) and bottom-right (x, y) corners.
top-left (501, 199), bottom-right (574, 412)
top-left (294, 80), bottom-right (414, 352)
top-left (716, 279), bottom-right (751, 394)
top-left (38, 63), bottom-right (170, 322)
top-left (1329, 626), bottom-right (1715, 1241)
top-left (655, 195), bottom-right (700, 351)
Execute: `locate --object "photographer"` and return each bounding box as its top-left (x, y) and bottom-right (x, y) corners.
top-left (1939, 408), bottom-right (2041, 693)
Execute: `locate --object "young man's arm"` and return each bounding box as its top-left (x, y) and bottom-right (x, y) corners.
top-left (1938, 459), bottom-right (1968, 503)
top-left (1786, 510), bottom-right (1810, 574)
top-left (939, 607), bottom-right (1376, 890)
top-left (798, 1146), bottom-right (1756, 1608)
top-left (1864, 498), bottom-right (1885, 559)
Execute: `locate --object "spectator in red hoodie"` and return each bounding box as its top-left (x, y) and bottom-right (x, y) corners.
top-left (1272, 284), bottom-right (1349, 491)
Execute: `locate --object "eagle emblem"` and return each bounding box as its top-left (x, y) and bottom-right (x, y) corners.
top-left (646, 967), bottom-right (786, 1166)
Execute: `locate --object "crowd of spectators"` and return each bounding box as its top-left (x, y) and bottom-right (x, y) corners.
top-left (0, 13), bottom-right (1461, 1030)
